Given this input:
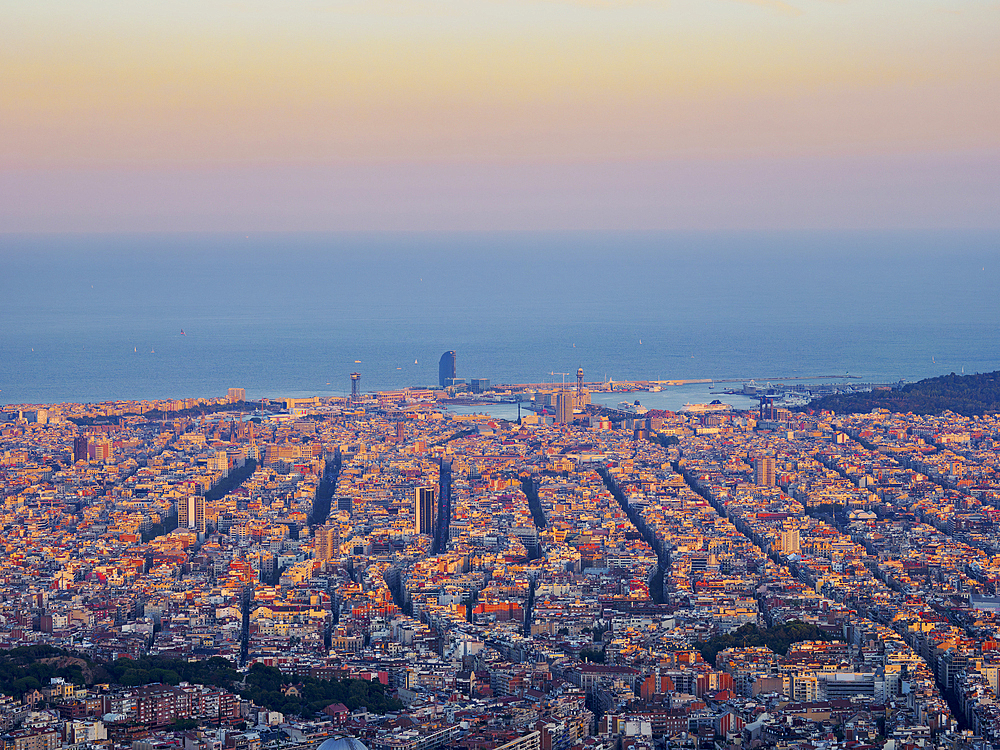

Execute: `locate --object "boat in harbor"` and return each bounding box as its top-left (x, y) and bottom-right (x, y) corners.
top-left (778, 393), bottom-right (812, 408)
top-left (680, 400), bottom-right (732, 414)
top-left (617, 401), bottom-right (649, 415)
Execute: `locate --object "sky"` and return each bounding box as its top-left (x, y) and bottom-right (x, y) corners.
top-left (2, 0), bottom-right (999, 231)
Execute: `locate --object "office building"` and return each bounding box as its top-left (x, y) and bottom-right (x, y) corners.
top-left (227, 388), bottom-right (246, 403)
top-left (433, 459), bottom-right (452, 554)
top-left (179, 495), bottom-right (206, 534)
top-left (259, 552), bottom-right (276, 581)
top-left (754, 456), bottom-right (776, 487)
top-left (779, 527), bottom-right (800, 554)
top-left (415, 486), bottom-right (435, 536)
top-left (91, 440), bottom-right (113, 462)
top-left (439, 351), bottom-right (456, 388)
top-left (316, 524), bottom-right (340, 562)
top-left (556, 390), bottom-right (574, 424)
top-left (470, 378), bottom-right (490, 393)
top-left (73, 436), bottom-right (88, 463)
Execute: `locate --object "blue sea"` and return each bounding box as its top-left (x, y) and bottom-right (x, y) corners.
top-left (2, 231), bottom-right (999, 406)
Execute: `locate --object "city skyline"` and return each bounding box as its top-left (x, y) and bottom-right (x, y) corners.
top-left (4, 379), bottom-right (1000, 746)
top-left (4, 2), bottom-right (1000, 747)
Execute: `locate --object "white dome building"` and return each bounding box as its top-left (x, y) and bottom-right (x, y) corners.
top-left (315, 738), bottom-right (370, 750)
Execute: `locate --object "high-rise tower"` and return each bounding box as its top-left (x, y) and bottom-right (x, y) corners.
top-left (754, 456), bottom-right (776, 487)
top-left (179, 495), bottom-right (206, 533)
top-left (779, 527), bottom-right (800, 554)
top-left (556, 389), bottom-right (574, 424)
top-left (574, 367), bottom-right (591, 408)
top-left (439, 351), bottom-right (456, 387)
top-left (415, 486), bottom-right (435, 536)
top-left (433, 460), bottom-right (452, 554)
top-left (316, 524), bottom-right (340, 562)
top-left (350, 372), bottom-right (361, 403)
top-left (73, 436), bottom-right (88, 463)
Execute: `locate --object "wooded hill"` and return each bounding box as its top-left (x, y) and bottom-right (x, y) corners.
top-left (803, 371), bottom-right (1000, 416)
top-left (0, 647), bottom-right (401, 717)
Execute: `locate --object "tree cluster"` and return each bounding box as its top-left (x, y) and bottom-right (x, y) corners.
top-left (104, 656), bottom-right (238, 690)
top-left (695, 621), bottom-right (836, 665)
top-left (240, 664), bottom-right (402, 716)
top-left (0, 649), bottom-right (401, 719)
top-left (578, 647), bottom-right (606, 663)
top-left (204, 459), bottom-right (258, 503)
top-left (803, 371), bottom-right (1000, 416)
top-left (0, 646), bottom-right (93, 696)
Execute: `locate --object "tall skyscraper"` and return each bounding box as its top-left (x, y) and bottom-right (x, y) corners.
top-left (179, 495), bottom-right (206, 533)
top-left (754, 457), bottom-right (776, 487)
top-left (316, 524), bottom-right (340, 562)
top-left (350, 372), bottom-right (361, 403)
top-left (415, 486), bottom-right (435, 536)
top-left (556, 389), bottom-right (574, 424)
top-left (439, 351), bottom-right (456, 388)
top-left (433, 460), bottom-right (452, 554)
top-left (73, 436), bottom-right (88, 463)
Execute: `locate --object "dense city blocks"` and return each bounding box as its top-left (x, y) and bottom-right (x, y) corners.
top-left (4, 389), bottom-right (1000, 750)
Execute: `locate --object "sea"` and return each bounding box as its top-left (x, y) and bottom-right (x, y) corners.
top-left (2, 230), bottom-right (999, 408)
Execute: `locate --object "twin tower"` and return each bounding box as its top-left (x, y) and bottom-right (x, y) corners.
top-left (415, 486), bottom-right (435, 536)
top-left (416, 460), bottom-right (452, 556)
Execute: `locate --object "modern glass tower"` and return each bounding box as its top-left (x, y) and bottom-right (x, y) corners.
top-left (439, 350), bottom-right (456, 387)
top-left (415, 486), bottom-right (436, 536)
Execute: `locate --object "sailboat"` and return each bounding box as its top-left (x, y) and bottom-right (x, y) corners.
top-left (180, 329), bottom-right (186, 336)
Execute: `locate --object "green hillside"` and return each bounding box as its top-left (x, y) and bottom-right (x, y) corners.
top-left (804, 371), bottom-right (1000, 416)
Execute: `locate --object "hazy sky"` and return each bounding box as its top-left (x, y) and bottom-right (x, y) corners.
top-left (3, 0), bottom-right (999, 230)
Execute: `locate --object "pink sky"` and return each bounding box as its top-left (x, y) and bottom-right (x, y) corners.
top-left (3, 0), bottom-right (999, 230)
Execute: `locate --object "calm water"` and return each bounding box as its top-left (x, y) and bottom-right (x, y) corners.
top-left (444, 387), bottom-right (762, 421)
top-left (2, 231), bottom-right (999, 406)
